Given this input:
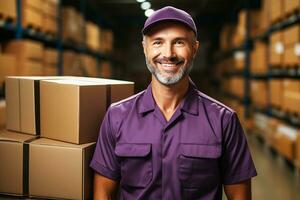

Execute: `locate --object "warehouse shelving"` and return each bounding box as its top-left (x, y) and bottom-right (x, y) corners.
top-left (0, 0), bottom-right (115, 76)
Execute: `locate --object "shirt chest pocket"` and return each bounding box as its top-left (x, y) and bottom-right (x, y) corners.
top-left (115, 143), bottom-right (153, 187)
top-left (178, 144), bottom-right (221, 189)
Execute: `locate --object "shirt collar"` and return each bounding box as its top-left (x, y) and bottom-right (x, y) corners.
top-left (179, 79), bottom-right (199, 115)
top-left (138, 84), bottom-right (156, 114)
top-left (138, 79), bottom-right (199, 116)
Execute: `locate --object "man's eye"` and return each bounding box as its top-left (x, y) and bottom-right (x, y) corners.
top-left (175, 40), bottom-right (184, 45)
top-left (153, 41), bottom-right (161, 46)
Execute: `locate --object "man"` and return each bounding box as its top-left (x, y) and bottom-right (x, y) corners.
top-left (90, 6), bottom-right (257, 200)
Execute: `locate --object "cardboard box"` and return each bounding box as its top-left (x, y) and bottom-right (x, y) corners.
top-left (0, 100), bottom-right (6, 129)
top-left (283, 25), bottom-right (299, 46)
top-left (270, 32), bottom-right (283, 66)
top-left (283, 91), bottom-right (300, 114)
top-left (22, 0), bottom-right (43, 11)
top-left (17, 60), bottom-right (43, 76)
top-left (40, 79), bottom-right (107, 144)
top-left (22, 7), bottom-right (43, 29)
top-left (270, 0), bottom-right (283, 23)
top-left (29, 138), bottom-right (95, 200)
top-left (43, 0), bottom-right (58, 18)
top-left (63, 51), bottom-right (82, 76)
top-left (284, 0), bottom-right (300, 15)
top-left (251, 42), bottom-right (267, 73)
top-left (0, 0), bottom-right (16, 19)
top-left (4, 40), bottom-right (43, 61)
top-left (251, 81), bottom-right (268, 107)
top-left (80, 55), bottom-right (98, 77)
top-left (86, 22), bottom-right (100, 51)
top-left (283, 79), bottom-right (300, 92)
top-left (0, 54), bottom-right (16, 86)
top-left (43, 65), bottom-right (58, 76)
top-left (5, 76), bottom-right (62, 134)
top-left (44, 48), bottom-right (58, 66)
top-left (99, 61), bottom-right (112, 78)
top-left (62, 7), bottom-right (85, 44)
top-left (275, 125), bottom-right (299, 161)
top-left (0, 130), bottom-right (36, 196)
top-left (79, 77), bottom-right (135, 104)
top-left (44, 16), bottom-right (57, 34)
top-left (283, 45), bottom-right (299, 66)
top-left (270, 79), bottom-right (283, 108)
top-left (296, 133), bottom-right (300, 167)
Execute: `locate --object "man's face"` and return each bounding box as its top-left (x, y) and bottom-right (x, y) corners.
top-left (143, 22), bottom-right (199, 86)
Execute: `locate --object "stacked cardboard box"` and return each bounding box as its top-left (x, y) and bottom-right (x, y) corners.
top-left (274, 124), bottom-right (299, 161)
top-left (270, 32), bottom-right (284, 67)
top-left (42, 0), bottom-right (59, 35)
top-left (282, 79), bottom-right (300, 114)
top-left (3, 40), bottom-right (44, 76)
top-left (297, 134), bottom-right (300, 168)
top-left (22, 0), bottom-right (43, 30)
top-left (86, 22), bottom-right (101, 51)
top-left (0, 0), bottom-right (16, 21)
top-left (233, 51), bottom-right (245, 71)
top-left (270, 79), bottom-right (283, 109)
top-left (62, 7), bottom-right (86, 44)
top-left (251, 81), bottom-right (268, 108)
top-left (99, 61), bottom-right (112, 78)
top-left (100, 30), bottom-right (114, 53)
top-left (43, 48), bottom-right (58, 76)
top-left (1, 76), bottom-right (134, 198)
top-left (252, 0), bottom-right (270, 37)
top-left (283, 0), bottom-right (299, 17)
top-left (229, 77), bottom-right (244, 98)
top-left (0, 100), bottom-right (6, 129)
top-left (220, 25), bottom-right (235, 50)
top-left (0, 53), bottom-right (16, 86)
top-left (0, 130), bottom-right (37, 196)
top-left (250, 41), bottom-right (268, 74)
top-left (283, 25), bottom-right (300, 67)
top-left (253, 113), bottom-right (269, 138)
top-left (270, 0), bottom-right (283, 24)
top-left (63, 51), bottom-right (82, 76)
top-left (80, 54), bottom-right (98, 77)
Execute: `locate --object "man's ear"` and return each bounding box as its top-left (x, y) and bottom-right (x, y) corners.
top-left (142, 38), bottom-right (147, 55)
top-left (193, 41), bottom-right (200, 58)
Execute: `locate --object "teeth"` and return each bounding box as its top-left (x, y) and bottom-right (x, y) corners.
top-left (161, 63), bottom-right (176, 67)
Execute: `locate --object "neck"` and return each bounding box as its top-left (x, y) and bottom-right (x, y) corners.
top-left (151, 76), bottom-right (189, 120)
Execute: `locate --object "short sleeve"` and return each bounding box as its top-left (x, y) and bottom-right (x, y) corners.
top-left (221, 112), bottom-right (257, 184)
top-left (90, 108), bottom-right (120, 181)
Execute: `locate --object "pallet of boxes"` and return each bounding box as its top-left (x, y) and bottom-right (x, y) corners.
top-left (0, 76), bottom-right (134, 199)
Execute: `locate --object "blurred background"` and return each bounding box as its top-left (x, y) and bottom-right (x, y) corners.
top-left (0, 0), bottom-right (300, 199)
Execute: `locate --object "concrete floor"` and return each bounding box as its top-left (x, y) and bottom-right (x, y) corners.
top-left (1, 134), bottom-right (300, 200)
top-left (246, 135), bottom-right (300, 200)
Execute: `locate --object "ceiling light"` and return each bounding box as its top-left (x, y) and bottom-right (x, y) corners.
top-left (136, 0), bottom-right (146, 2)
top-left (141, 1), bottom-right (151, 10)
top-left (145, 9), bottom-right (154, 17)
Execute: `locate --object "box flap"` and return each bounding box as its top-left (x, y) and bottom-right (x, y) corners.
top-left (30, 138), bottom-right (95, 148)
top-left (0, 130), bottom-right (37, 142)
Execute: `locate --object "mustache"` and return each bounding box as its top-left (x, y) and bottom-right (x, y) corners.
top-left (154, 57), bottom-right (184, 64)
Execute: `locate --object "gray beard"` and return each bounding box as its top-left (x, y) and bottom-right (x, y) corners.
top-left (145, 58), bottom-right (193, 86)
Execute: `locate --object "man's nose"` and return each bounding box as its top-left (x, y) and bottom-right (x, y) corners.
top-left (162, 43), bottom-right (174, 58)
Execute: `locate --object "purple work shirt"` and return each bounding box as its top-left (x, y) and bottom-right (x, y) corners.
top-left (90, 80), bottom-right (257, 200)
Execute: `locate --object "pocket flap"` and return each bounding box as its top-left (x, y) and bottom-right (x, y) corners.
top-left (115, 143), bottom-right (151, 157)
top-left (180, 144), bottom-right (221, 159)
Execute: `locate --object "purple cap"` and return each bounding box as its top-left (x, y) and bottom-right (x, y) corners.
top-left (142, 6), bottom-right (197, 36)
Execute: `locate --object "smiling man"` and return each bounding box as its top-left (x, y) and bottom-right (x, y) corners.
top-left (90, 6), bottom-right (257, 200)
